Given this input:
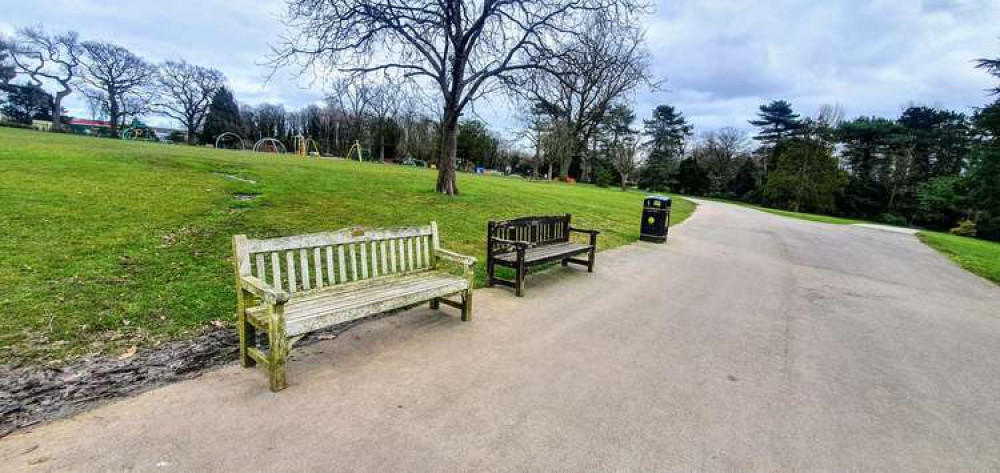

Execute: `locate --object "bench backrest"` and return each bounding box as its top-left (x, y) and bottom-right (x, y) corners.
top-left (234, 222), bottom-right (440, 295)
top-left (488, 214), bottom-right (571, 247)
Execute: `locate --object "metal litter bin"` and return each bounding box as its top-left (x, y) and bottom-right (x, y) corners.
top-left (640, 196), bottom-right (671, 243)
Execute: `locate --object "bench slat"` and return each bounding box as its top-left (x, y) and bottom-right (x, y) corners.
top-left (358, 242), bottom-right (368, 279)
top-left (389, 239), bottom-right (397, 273)
top-left (314, 247), bottom-right (324, 289)
top-left (286, 251), bottom-right (297, 292)
top-left (349, 243), bottom-right (358, 281)
top-left (325, 247), bottom-right (335, 285)
top-left (255, 254), bottom-right (266, 280)
top-left (338, 246), bottom-right (347, 283)
top-left (242, 226), bottom-right (433, 254)
top-left (246, 272), bottom-right (469, 337)
top-left (300, 249), bottom-right (311, 291)
top-left (271, 252), bottom-right (281, 291)
top-left (408, 237), bottom-right (415, 270)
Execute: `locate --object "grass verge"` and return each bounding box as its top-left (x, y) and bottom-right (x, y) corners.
top-left (917, 232), bottom-right (1000, 285)
top-left (0, 128), bottom-right (693, 364)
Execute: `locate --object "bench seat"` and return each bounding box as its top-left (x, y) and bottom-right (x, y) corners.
top-left (246, 271), bottom-right (469, 337)
top-left (492, 241), bottom-right (592, 265)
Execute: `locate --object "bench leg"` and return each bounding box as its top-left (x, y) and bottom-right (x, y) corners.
top-left (588, 249), bottom-right (596, 273)
top-left (515, 263), bottom-right (526, 297)
top-left (430, 298), bottom-right (440, 310)
top-left (486, 261), bottom-right (495, 287)
top-left (238, 311), bottom-right (256, 368)
top-left (561, 258), bottom-right (569, 267)
top-left (461, 290), bottom-right (473, 321)
top-left (267, 305), bottom-right (288, 392)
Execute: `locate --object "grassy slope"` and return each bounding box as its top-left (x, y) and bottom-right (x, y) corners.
top-left (0, 128), bottom-right (693, 363)
top-left (917, 232), bottom-right (1000, 285)
top-left (701, 197), bottom-right (999, 285)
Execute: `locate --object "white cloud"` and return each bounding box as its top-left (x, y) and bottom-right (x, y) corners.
top-left (2, 0), bottom-right (998, 134)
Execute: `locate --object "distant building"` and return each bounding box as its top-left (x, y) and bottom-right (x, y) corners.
top-left (65, 118), bottom-right (112, 135)
top-left (31, 120), bottom-right (53, 131)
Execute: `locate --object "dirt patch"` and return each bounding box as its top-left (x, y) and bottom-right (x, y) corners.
top-left (234, 193), bottom-right (259, 202)
top-left (0, 313), bottom-right (392, 439)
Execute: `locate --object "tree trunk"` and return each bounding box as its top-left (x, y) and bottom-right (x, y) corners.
top-left (109, 93), bottom-right (121, 137)
top-left (52, 89), bottom-right (70, 131)
top-left (187, 124), bottom-right (198, 145)
top-left (436, 113), bottom-right (460, 195)
top-left (620, 173), bottom-right (628, 191)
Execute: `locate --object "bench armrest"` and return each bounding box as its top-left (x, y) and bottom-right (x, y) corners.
top-left (568, 227), bottom-right (600, 236)
top-left (437, 248), bottom-right (477, 267)
top-left (240, 276), bottom-right (291, 304)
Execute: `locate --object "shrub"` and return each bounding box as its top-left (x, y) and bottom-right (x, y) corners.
top-left (0, 120), bottom-right (33, 130)
top-left (949, 219), bottom-right (978, 237)
top-left (977, 217), bottom-right (1000, 242)
top-left (878, 213), bottom-right (907, 226)
top-left (595, 167), bottom-right (616, 188)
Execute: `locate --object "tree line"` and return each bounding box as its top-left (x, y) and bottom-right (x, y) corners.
top-left (627, 69), bottom-right (1000, 242)
top-left (0, 26), bottom-right (227, 143)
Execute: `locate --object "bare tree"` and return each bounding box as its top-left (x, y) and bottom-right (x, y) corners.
top-left (275, 0), bottom-right (645, 195)
top-left (543, 119), bottom-right (576, 179)
top-left (609, 136), bottom-right (640, 190)
top-left (513, 11), bottom-right (653, 180)
top-left (154, 60), bottom-right (225, 144)
top-left (368, 81), bottom-right (403, 161)
top-left (6, 27), bottom-right (83, 130)
top-left (79, 41), bottom-right (156, 135)
top-left (328, 77), bottom-right (374, 154)
top-left (0, 36), bottom-right (16, 85)
top-left (691, 127), bottom-right (751, 193)
top-left (515, 108), bottom-right (549, 179)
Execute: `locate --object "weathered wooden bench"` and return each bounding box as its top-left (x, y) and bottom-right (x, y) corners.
top-left (486, 214), bottom-right (599, 297)
top-left (233, 222), bottom-right (475, 392)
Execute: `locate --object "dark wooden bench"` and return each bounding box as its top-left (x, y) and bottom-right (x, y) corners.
top-left (486, 214), bottom-right (599, 296)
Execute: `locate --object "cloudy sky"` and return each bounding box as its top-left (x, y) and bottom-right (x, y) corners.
top-left (2, 0), bottom-right (999, 137)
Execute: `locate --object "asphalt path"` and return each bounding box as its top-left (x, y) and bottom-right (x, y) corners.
top-left (2, 199), bottom-right (998, 472)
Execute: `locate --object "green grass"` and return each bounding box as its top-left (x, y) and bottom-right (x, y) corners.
top-left (0, 128), bottom-right (694, 364)
top-left (917, 232), bottom-right (1000, 285)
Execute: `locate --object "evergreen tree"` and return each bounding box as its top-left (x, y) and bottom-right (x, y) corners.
top-left (763, 138), bottom-right (847, 213)
top-left (728, 158), bottom-right (761, 198)
top-left (202, 86), bottom-right (241, 145)
top-left (749, 100), bottom-right (805, 175)
top-left (672, 157), bottom-right (710, 195)
top-left (969, 56), bottom-right (1000, 240)
top-left (749, 100), bottom-right (804, 146)
top-left (639, 105), bottom-right (691, 191)
top-left (897, 106), bottom-right (970, 180)
top-left (0, 83), bottom-right (53, 123)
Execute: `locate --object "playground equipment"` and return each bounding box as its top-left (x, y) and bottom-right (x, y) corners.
top-left (293, 134), bottom-right (322, 157)
top-left (215, 132), bottom-right (246, 151)
top-left (253, 138), bottom-right (288, 154)
top-left (345, 140), bottom-right (366, 162)
top-left (120, 119), bottom-right (156, 141)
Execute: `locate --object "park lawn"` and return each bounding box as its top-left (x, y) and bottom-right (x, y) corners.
top-left (0, 127), bottom-right (693, 364)
top-left (917, 232), bottom-right (1000, 285)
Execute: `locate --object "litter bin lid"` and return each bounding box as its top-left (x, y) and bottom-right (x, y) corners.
top-left (644, 195), bottom-right (671, 204)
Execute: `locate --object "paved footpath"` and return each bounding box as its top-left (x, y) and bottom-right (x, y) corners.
top-left (3, 200), bottom-right (999, 472)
